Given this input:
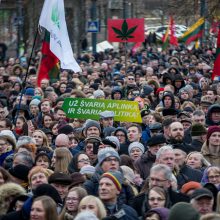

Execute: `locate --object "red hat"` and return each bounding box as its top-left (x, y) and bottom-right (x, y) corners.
top-left (207, 126), bottom-right (220, 140)
top-left (156, 88), bottom-right (164, 95)
top-left (181, 181), bottom-right (202, 194)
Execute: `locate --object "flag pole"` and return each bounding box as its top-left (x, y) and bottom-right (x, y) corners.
top-left (14, 29), bottom-right (39, 125)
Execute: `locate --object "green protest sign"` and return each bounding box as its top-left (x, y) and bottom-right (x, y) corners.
top-left (62, 98), bottom-right (142, 123)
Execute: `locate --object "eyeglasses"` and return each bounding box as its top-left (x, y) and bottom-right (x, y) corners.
top-left (208, 174), bottom-right (220, 180)
top-left (104, 157), bottom-right (119, 163)
top-left (78, 158), bottom-right (90, 163)
top-left (0, 142), bottom-right (7, 147)
top-left (149, 177), bottom-right (167, 183)
top-left (148, 197), bottom-right (165, 202)
top-left (128, 78), bottom-right (135, 80)
top-left (116, 134), bottom-right (125, 137)
top-left (66, 197), bottom-right (79, 202)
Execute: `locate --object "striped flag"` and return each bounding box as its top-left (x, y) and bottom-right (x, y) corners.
top-left (181, 17), bottom-right (205, 45)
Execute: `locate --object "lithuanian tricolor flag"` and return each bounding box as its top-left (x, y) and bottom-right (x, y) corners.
top-left (162, 26), bottom-right (169, 51)
top-left (181, 17), bottom-right (205, 45)
top-left (37, 30), bottom-right (60, 86)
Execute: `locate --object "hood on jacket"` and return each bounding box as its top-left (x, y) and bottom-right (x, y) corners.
top-left (0, 182), bottom-right (26, 215)
top-left (206, 104), bottom-right (220, 126)
top-left (162, 91), bottom-right (175, 109)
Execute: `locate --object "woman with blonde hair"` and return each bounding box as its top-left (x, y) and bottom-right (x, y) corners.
top-left (32, 130), bottom-right (51, 149)
top-left (51, 147), bottom-right (73, 174)
top-left (59, 187), bottom-right (87, 220)
top-left (30, 195), bottom-right (58, 220)
top-left (181, 101), bottom-right (196, 112)
top-left (78, 195), bottom-right (107, 219)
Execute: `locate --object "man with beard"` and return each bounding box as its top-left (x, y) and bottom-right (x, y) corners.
top-left (167, 121), bottom-right (194, 154)
top-left (201, 126), bottom-right (220, 167)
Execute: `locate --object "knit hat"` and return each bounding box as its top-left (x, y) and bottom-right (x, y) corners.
top-left (103, 126), bottom-right (116, 137)
top-left (84, 120), bottom-right (101, 135)
top-left (69, 172), bottom-right (86, 188)
top-left (120, 165), bottom-right (135, 184)
top-left (29, 98), bottom-right (41, 106)
top-left (168, 202), bottom-right (200, 220)
top-left (58, 124), bottom-right (75, 135)
top-left (179, 87), bottom-right (189, 95)
top-left (9, 164), bottom-right (30, 181)
top-left (93, 89), bottom-right (105, 98)
top-left (145, 208), bottom-right (170, 220)
top-left (80, 165), bottom-right (96, 175)
top-left (105, 136), bottom-right (120, 149)
top-left (207, 126), bottom-right (220, 141)
top-left (99, 110), bottom-right (115, 119)
top-left (191, 123), bottom-right (207, 137)
top-left (25, 87), bottom-right (34, 96)
top-left (156, 88), bottom-right (165, 95)
top-left (48, 172), bottom-right (72, 185)
top-left (128, 142), bottom-right (145, 154)
top-left (147, 134), bottom-right (166, 147)
top-left (181, 181), bottom-right (202, 194)
top-left (101, 171), bottom-right (123, 192)
top-left (97, 147), bottom-right (120, 166)
top-left (0, 130), bottom-right (16, 150)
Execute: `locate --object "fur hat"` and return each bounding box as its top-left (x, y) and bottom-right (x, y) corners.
top-left (97, 147), bottom-right (120, 166)
top-left (191, 123), bottom-right (207, 137)
top-left (0, 130), bottom-right (16, 150)
top-left (93, 89), bottom-right (105, 98)
top-left (0, 183), bottom-right (26, 215)
top-left (128, 142), bottom-right (145, 155)
top-left (69, 172), bottom-right (86, 188)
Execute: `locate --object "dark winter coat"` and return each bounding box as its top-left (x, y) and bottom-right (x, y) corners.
top-left (131, 187), bottom-right (189, 217)
top-left (134, 151), bottom-right (156, 180)
top-left (206, 104), bottom-right (220, 126)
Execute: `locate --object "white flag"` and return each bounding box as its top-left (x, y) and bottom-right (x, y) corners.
top-left (39, 0), bottom-right (81, 72)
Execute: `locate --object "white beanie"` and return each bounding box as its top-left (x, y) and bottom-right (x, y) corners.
top-left (93, 90), bottom-right (105, 98)
top-left (29, 99), bottom-right (41, 106)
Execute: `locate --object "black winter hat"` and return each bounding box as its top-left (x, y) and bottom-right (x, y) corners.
top-left (58, 124), bottom-right (75, 135)
top-left (191, 123), bottom-right (207, 136)
top-left (162, 108), bottom-right (178, 117)
top-left (9, 164), bottom-right (30, 181)
top-left (147, 134), bottom-right (166, 147)
top-left (33, 183), bottom-right (62, 204)
top-left (48, 172), bottom-right (72, 185)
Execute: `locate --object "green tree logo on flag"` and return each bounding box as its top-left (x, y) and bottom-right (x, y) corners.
top-left (51, 3), bottom-right (60, 29)
top-left (112, 20), bottom-right (137, 41)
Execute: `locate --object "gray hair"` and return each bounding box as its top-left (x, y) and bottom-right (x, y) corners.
top-left (16, 136), bottom-right (36, 148)
top-left (156, 145), bottom-right (173, 160)
top-left (13, 151), bottom-right (34, 168)
top-left (75, 211), bottom-right (99, 220)
top-left (150, 164), bottom-right (173, 181)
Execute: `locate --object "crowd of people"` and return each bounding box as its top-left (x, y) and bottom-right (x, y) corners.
top-left (0, 41), bottom-right (219, 220)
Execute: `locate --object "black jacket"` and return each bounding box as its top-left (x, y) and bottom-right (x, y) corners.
top-left (131, 187), bottom-right (189, 217)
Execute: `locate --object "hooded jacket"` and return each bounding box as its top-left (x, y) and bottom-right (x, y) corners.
top-left (173, 74), bottom-right (185, 94)
top-left (162, 92), bottom-right (175, 109)
top-left (201, 141), bottom-right (220, 167)
top-left (0, 183), bottom-right (26, 216)
top-left (206, 104), bottom-right (220, 126)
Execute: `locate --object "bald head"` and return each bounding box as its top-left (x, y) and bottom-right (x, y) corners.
top-left (55, 134), bottom-right (70, 148)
